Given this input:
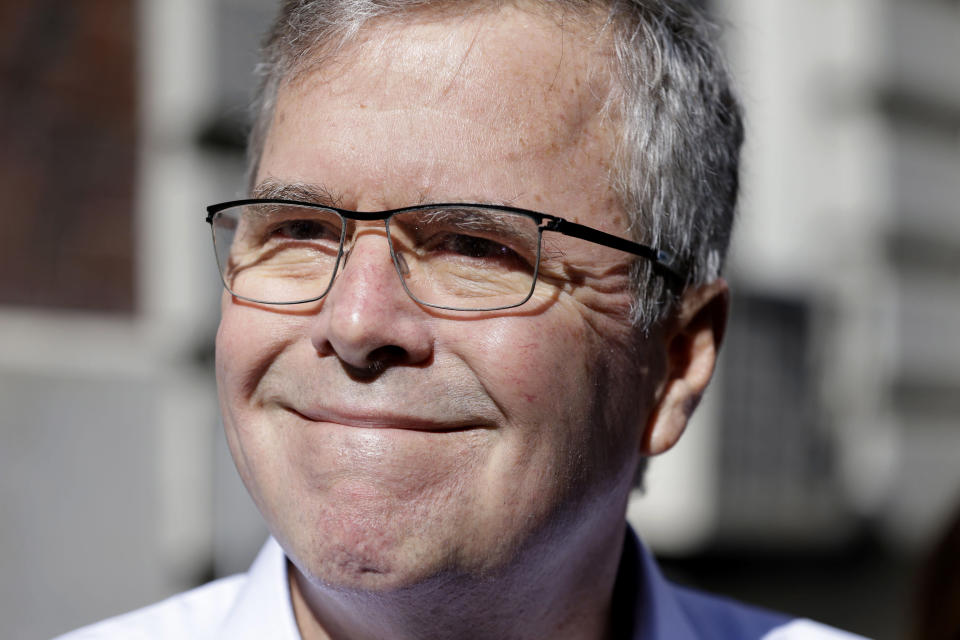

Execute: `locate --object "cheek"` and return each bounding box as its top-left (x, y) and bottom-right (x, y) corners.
top-left (460, 306), bottom-right (651, 471)
top-left (215, 302), bottom-right (302, 401)
top-left (214, 304), bottom-right (300, 502)
top-left (464, 315), bottom-right (590, 410)
top-left (215, 309), bottom-right (263, 491)
top-left (447, 313), bottom-right (636, 549)
top-left (452, 313), bottom-right (610, 515)
top-left (216, 310), bottom-right (254, 399)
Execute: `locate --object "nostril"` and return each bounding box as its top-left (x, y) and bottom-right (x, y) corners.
top-left (340, 345), bottom-right (408, 381)
top-left (368, 345), bottom-right (407, 366)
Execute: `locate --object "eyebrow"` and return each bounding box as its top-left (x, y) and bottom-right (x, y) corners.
top-left (410, 207), bottom-right (538, 238)
top-left (251, 178), bottom-right (525, 213)
top-left (251, 179), bottom-right (342, 207)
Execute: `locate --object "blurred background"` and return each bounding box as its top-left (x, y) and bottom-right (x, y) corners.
top-left (0, 0), bottom-right (957, 638)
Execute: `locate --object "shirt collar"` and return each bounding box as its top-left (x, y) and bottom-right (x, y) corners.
top-left (219, 528), bottom-right (699, 640)
top-left (613, 526), bottom-right (701, 640)
top-left (217, 537), bottom-right (301, 640)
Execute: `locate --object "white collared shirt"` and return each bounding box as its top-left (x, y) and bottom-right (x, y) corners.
top-left (54, 534), bottom-right (870, 639)
top-left (54, 539), bottom-right (299, 640)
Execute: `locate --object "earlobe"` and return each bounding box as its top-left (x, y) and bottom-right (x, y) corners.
top-left (640, 279), bottom-right (729, 456)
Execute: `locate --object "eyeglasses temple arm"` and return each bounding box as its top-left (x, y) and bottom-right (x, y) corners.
top-left (543, 218), bottom-right (686, 287)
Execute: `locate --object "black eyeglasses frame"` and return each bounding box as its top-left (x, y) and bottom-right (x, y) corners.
top-left (206, 198), bottom-right (685, 310)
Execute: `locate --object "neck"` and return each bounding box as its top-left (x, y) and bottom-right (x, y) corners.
top-left (289, 522), bottom-right (629, 640)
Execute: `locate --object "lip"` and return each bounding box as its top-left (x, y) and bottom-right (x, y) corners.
top-left (283, 404), bottom-right (491, 433)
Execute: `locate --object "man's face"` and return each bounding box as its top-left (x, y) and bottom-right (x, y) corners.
top-left (216, 7), bottom-right (665, 590)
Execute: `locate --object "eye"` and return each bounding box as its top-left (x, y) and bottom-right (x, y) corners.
top-left (423, 232), bottom-right (535, 271)
top-left (436, 234), bottom-right (518, 260)
top-left (271, 218), bottom-right (340, 242)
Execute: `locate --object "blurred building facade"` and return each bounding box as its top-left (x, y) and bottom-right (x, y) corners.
top-left (630, 3), bottom-right (960, 635)
top-left (633, 0), bottom-right (960, 553)
top-left (1, 1), bottom-right (957, 638)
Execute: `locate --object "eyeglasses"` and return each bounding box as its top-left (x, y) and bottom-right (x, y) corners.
top-left (206, 198), bottom-right (684, 312)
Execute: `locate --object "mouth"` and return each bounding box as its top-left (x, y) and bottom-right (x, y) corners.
top-left (282, 405), bottom-right (491, 433)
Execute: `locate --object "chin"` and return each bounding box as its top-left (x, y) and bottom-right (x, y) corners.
top-left (292, 545), bottom-right (460, 595)
top-left (277, 507), bottom-right (460, 593)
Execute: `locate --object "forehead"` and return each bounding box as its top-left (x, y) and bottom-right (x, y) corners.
top-left (296, 5), bottom-right (612, 120)
top-left (260, 4), bottom-right (626, 231)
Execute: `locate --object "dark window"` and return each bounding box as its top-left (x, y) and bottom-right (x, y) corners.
top-left (0, 1), bottom-right (136, 312)
top-left (718, 291), bottom-right (838, 536)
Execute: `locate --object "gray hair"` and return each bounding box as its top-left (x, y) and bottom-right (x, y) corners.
top-left (247, 0), bottom-right (743, 327)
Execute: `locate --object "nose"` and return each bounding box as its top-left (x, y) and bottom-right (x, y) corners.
top-left (310, 231), bottom-right (433, 375)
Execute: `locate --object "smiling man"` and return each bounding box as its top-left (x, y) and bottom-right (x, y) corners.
top-left (59, 1), bottom-right (867, 639)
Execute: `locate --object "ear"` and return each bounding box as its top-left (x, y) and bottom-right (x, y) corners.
top-left (641, 278), bottom-right (729, 456)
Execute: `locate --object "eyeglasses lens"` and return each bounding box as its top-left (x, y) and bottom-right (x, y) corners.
top-left (211, 203), bottom-right (541, 310)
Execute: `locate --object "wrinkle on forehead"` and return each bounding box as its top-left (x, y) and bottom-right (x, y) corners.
top-left (286, 4), bottom-right (616, 158)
